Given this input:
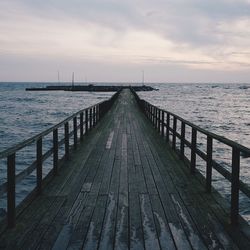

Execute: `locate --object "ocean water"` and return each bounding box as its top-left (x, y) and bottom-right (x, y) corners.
top-left (0, 82), bottom-right (250, 222)
top-left (0, 83), bottom-right (114, 152)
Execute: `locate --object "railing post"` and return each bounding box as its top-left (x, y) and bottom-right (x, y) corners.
top-left (231, 147), bottom-right (240, 225)
top-left (64, 122), bottom-right (69, 160)
top-left (149, 104), bottom-right (152, 122)
top-left (36, 138), bottom-right (42, 195)
top-left (166, 113), bottom-right (170, 142)
top-left (155, 108), bottom-right (158, 129)
top-left (206, 136), bottom-right (213, 193)
top-left (73, 116), bottom-right (77, 149)
top-left (85, 109), bottom-right (89, 134)
top-left (190, 128), bottom-right (197, 174)
top-left (161, 111), bottom-right (164, 137)
top-left (96, 105), bottom-right (99, 123)
top-left (152, 107), bottom-right (155, 126)
top-left (93, 107), bottom-right (96, 127)
top-left (80, 112), bottom-right (84, 140)
top-left (172, 117), bottom-right (177, 150)
top-left (53, 129), bottom-right (58, 175)
top-left (180, 121), bottom-right (185, 159)
top-left (7, 153), bottom-right (16, 228)
top-left (90, 108), bottom-right (93, 129)
top-left (154, 107), bottom-right (157, 128)
top-left (157, 109), bottom-right (161, 133)
top-left (151, 105), bottom-right (153, 123)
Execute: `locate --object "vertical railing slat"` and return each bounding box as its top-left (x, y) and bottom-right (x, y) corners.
top-left (53, 129), bottom-right (58, 175)
top-left (73, 116), bottom-right (77, 149)
top-left (97, 105), bottom-right (99, 123)
top-left (80, 112), bottom-right (84, 140)
top-left (161, 111), bottom-right (164, 137)
top-left (7, 153), bottom-right (16, 228)
top-left (180, 122), bottom-right (185, 159)
top-left (64, 122), bottom-right (69, 160)
top-left (157, 109), bottom-right (161, 133)
top-left (231, 147), bottom-right (240, 225)
top-left (190, 128), bottom-right (197, 174)
top-left (36, 138), bottom-right (43, 195)
top-left (92, 107), bottom-right (95, 127)
top-left (85, 109), bottom-right (89, 134)
top-left (172, 116), bottom-right (177, 150)
top-left (166, 113), bottom-right (170, 142)
top-left (90, 108), bottom-right (93, 129)
top-left (206, 136), bottom-right (213, 193)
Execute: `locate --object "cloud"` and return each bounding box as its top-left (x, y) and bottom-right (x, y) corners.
top-left (1, 0), bottom-right (250, 82)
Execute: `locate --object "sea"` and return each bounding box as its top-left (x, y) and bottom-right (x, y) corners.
top-left (0, 82), bottom-right (250, 222)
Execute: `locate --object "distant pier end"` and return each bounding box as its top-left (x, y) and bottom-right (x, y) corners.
top-left (25, 84), bottom-right (158, 92)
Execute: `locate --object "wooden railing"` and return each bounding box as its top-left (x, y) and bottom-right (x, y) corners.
top-left (0, 90), bottom-right (120, 229)
top-left (132, 89), bottom-right (250, 225)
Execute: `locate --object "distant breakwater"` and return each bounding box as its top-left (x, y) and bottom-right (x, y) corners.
top-left (26, 84), bottom-right (158, 92)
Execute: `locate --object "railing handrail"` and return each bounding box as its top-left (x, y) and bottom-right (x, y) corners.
top-left (0, 99), bottom-right (109, 159)
top-left (156, 107), bottom-right (250, 155)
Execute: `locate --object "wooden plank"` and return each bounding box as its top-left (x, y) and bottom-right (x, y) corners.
top-left (82, 195), bottom-right (108, 250)
top-left (139, 194), bottom-right (161, 250)
top-left (127, 118), bottom-right (144, 250)
top-left (149, 195), bottom-right (177, 250)
top-left (114, 133), bottom-right (129, 250)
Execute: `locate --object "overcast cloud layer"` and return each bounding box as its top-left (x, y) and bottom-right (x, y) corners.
top-left (1, 0), bottom-right (250, 82)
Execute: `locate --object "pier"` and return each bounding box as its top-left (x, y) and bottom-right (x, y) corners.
top-left (1, 89), bottom-right (250, 249)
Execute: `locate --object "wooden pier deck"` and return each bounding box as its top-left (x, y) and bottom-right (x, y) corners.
top-left (1, 89), bottom-right (250, 249)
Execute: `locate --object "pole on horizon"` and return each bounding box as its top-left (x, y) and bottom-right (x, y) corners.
top-left (142, 70), bottom-right (144, 86)
top-left (72, 72), bottom-right (74, 87)
top-left (57, 71), bottom-right (60, 84)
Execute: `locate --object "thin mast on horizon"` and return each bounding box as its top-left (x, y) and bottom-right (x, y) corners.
top-left (57, 71), bottom-right (60, 84)
top-left (72, 72), bottom-right (74, 87)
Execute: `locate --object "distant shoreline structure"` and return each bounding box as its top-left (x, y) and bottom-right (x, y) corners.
top-left (26, 84), bottom-right (158, 92)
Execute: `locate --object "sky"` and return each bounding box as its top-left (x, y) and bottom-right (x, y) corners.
top-left (1, 0), bottom-right (250, 83)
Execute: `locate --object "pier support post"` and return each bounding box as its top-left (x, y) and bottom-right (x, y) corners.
top-left (231, 147), bottom-right (240, 225)
top-left (7, 153), bottom-right (16, 228)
